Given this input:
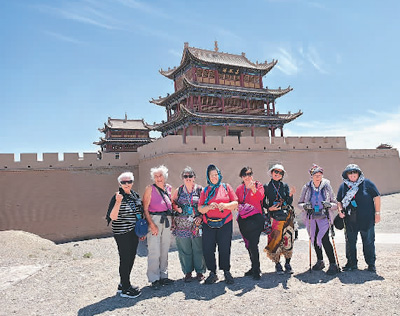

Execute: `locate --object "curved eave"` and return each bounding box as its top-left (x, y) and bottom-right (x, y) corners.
top-left (152, 105), bottom-right (302, 131)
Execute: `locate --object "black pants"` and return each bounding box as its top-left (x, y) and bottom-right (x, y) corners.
top-left (114, 229), bottom-right (139, 290)
top-left (202, 220), bottom-right (233, 273)
top-left (238, 213), bottom-right (264, 273)
top-left (314, 224), bottom-right (335, 264)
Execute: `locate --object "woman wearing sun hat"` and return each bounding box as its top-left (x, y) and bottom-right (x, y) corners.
top-left (298, 164), bottom-right (339, 275)
top-left (337, 164), bottom-right (381, 272)
top-left (263, 164), bottom-right (296, 274)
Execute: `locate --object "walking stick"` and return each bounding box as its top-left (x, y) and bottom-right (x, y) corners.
top-left (307, 212), bottom-right (312, 273)
top-left (325, 206), bottom-right (341, 271)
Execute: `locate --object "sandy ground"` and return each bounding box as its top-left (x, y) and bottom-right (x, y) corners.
top-left (0, 194), bottom-right (399, 316)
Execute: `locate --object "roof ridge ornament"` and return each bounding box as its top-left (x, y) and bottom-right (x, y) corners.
top-left (214, 41), bottom-right (219, 52)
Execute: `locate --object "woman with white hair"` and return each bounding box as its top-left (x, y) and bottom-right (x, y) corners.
top-left (106, 171), bottom-right (144, 298)
top-left (263, 164), bottom-right (296, 274)
top-left (142, 165), bottom-right (174, 290)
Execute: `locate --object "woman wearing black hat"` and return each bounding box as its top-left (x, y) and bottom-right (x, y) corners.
top-left (337, 164), bottom-right (381, 272)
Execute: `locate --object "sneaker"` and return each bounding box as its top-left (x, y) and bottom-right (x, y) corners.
top-left (326, 263), bottom-right (339, 275)
top-left (195, 273), bottom-right (205, 281)
top-left (205, 272), bottom-right (218, 284)
top-left (117, 284), bottom-right (138, 293)
top-left (151, 280), bottom-right (161, 290)
top-left (244, 269), bottom-right (253, 277)
top-left (367, 265), bottom-right (376, 272)
top-left (312, 260), bottom-right (325, 271)
top-left (120, 286), bottom-right (142, 298)
top-left (184, 273), bottom-right (192, 283)
top-left (160, 278), bottom-right (174, 286)
top-left (224, 271), bottom-right (234, 284)
top-left (342, 263), bottom-right (358, 271)
top-left (252, 270), bottom-right (261, 280)
top-left (284, 263), bottom-right (293, 274)
top-left (275, 262), bottom-right (284, 275)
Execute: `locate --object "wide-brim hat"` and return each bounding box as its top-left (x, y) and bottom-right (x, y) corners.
top-left (268, 164), bottom-right (286, 175)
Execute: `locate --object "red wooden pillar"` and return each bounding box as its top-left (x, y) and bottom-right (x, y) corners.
top-left (215, 70), bottom-right (219, 84)
top-left (240, 73), bottom-right (244, 87)
top-left (251, 126), bottom-right (255, 137)
top-left (183, 127), bottom-right (187, 143)
top-left (272, 101), bottom-right (276, 115)
top-left (280, 127), bottom-right (284, 137)
top-left (198, 96), bottom-right (202, 112)
top-left (247, 99), bottom-right (250, 114)
top-left (271, 127), bottom-right (276, 137)
top-left (190, 95), bottom-right (194, 109)
top-left (221, 97), bottom-right (225, 113)
top-left (259, 75), bottom-right (263, 88)
top-left (202, 125), bottom-right (206, 144)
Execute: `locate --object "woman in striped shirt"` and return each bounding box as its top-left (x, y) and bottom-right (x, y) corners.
top-left (108, 172), bottom-right (145, 298)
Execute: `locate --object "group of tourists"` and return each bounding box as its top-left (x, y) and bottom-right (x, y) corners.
top-left (106, 162), bottom-right (381, 298)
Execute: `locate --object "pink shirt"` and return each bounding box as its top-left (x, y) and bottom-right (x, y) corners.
top-left (235, 181), bottom-right (264, 214)
top-left (199, 183), bottom-right (238, 223)
top-left (148, 184), bottom-right (172, 213)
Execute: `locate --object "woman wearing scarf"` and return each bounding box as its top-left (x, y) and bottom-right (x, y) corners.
top-left (337, 164), bottom-right (381, 272)
top-left (107, 172), bottom-right (144, 298)
top-left (263, 164), bottom-right (296, 274)
top-left (198, 164), bottom-right (238, 284)
top-left (235, 166), bottom-right (265, 280)
top-left (142, 165), bottom-right (174, 290)
top-left (298, 164), bottom-right (339, 275)
top-left (171, 166), bottom-right (206, 282)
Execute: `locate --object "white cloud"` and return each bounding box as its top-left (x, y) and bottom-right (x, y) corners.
top-left (275, 48), bottom-right (300, 75)
top-left (306, 46), bottom-right (328, 74)
top-left (43, 31), bottom-right (84, 44)
top-left (285, 108), bottom-right (400, 150)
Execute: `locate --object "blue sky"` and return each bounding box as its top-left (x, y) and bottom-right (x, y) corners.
top-left (1, 0), bottom-right (400, 156)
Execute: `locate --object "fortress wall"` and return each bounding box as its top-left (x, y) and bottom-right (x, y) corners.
top-left (0, 152), bottom-right (140, 170)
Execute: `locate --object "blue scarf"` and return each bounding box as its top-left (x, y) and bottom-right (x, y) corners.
top-left (341, 174), bottom-right (365, 209)
top-left (204, 164), bottom-right (222, 205)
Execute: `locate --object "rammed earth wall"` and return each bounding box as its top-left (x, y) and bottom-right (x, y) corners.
top-left (1, 136), bottom-right (399, 242)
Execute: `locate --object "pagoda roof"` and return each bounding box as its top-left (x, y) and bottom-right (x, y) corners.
top-left (160, 44), bottom-right (277, 79)
top-left (152, 105), bottom-right (302, 134)
top-left (99, 116), bottom-right (150, 132)
top-left (93, 137), bottom-right (152, 145)
top-left (150, 76), bottom-right (292, 107)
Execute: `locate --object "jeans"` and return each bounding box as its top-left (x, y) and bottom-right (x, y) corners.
top-left (345, 224), bottom-right (376, 266)
top-left (114, 229), bottom-right (139, 290)
top-left (202, 220), bottom-right (233, 273)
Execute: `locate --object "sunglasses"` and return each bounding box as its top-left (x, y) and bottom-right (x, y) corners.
top-left (273, 170), bottom-right (284, 176)
top-left (347, 170), bottom-right (359, 175)
top-left (120, 180), bottom-right (133, 185)
top-left (243, 172), bottom-right (253, 177)
top-left (183, 174), bottom-right (194, 179)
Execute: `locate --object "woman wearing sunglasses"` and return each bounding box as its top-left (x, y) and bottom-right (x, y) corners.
top-left (198, 164), bottom-right (238, 285)
top-left (235, 166), bottom-right (265, 280)
top-left (337, 164), bottom-right (381, 273)
top-left (263, 164), bottom-right (296, 274)
top-left (106, 172), bottom-right (144, 298)
top-left (171, 166), bottom-right (206, 282)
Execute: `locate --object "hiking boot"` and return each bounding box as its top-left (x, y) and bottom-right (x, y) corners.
top-left (205, 272), bottom-right (218, 284)
top-left (195, 273), bottom-right (205, 281)
top-left (284, 263), bottom-right (293, 274)
top-left (184, 273), bottom-right (193, 283)
top-left (120, 286), bottom-right (142, 298)
top-left (151, 280), bottom-right (161, 290)
top-left (117, 284), bottom-right (138, 293)
top-left (342, 263), bottom-right (358, 271)
top-left (367, 265), bottom-right (376, 273)
top-left (312, 260), bottom-right (325, 271)
top-left (326, 263), bottom-right (339, 275)
top-left (244, 268), bottom-right (253, 277)
top-left (160, 278), bottom-right (174, 286)
top-left (275, 262), bottom-right (284, 275)
top-left (224, 271), bottom-right (234, 284)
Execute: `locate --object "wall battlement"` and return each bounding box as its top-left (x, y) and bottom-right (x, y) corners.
top-left (349, 148), bottom-right (400, 159)
top-left (138, 135), bottom-right (348, 159)
top-left (0, 152), bottom-right (139, 170)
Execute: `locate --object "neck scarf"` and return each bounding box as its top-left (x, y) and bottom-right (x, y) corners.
top-left (341, 174), bottom-right (365, 208)
top-left (204, 165), bottom-right (222, 205)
